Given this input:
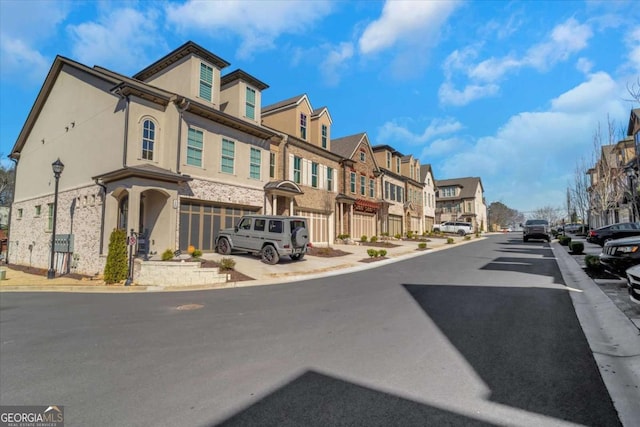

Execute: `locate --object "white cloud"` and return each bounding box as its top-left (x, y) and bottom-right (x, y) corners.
top-left (378, 117), bottom-right (464, 146)
top-left (438, 81), bottom-right (499, 107)
top-left (321, 42), bottom-right (354, 86)
top-left (550, 72), bottom-right (618, 113)
top-left (625, 27), bottom-right (640, 73)
top-left (439, 17), bottom-right (593, 106)
top-left (576, 57), bottom-right (593, 74)
top-left (165, 0), bottom-right (333, 59)
top-left (358, 0), bottom-right (460, 55)
top-left (67, 7), bottom-right (166, 72)
top-left (0, 37), bottom-right (49, 83)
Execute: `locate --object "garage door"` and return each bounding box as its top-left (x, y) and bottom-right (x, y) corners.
top-left (297, 210), bottom-right (330, 245)
top-left (179, 201), bottom-right (258, 251)
top-left (388, 215), bottom-right (402, 237)
top-left (353, 213), bottom-right (376, 240)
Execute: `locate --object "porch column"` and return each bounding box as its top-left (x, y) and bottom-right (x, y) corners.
top-left (339, 203), bottom-right (344, 235)
top-left (349, 204), bottom-right (354, 237)
top-left (272, 194), bottom-right (277, 215)
top-left (289, 198), bottom-right (294, 216)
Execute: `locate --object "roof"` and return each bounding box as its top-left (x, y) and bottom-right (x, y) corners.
top-left (262, 94), bottom-right (309, 114)
top-left (371, 144), bottom-right (404, 156)
top-left (628, 108), bottom-right (640, 136)
top-left (133, 41), bottom-right (230, 81)
top-left (330, 133), bottom-right (366, 158)
top-left (221, 69), bottom-right (269, 91)
top-left (435, 177), bottom-right (484, 199)
top-left (420, 164), bottom-right (434, 182)
top-left (92, 164), bottom-right (192, 184)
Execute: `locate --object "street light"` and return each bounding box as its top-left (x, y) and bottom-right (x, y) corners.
top-left (47, 158), bottom-right (64, 279)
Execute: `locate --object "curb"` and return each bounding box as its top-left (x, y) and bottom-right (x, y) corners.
top-left (553, 241), bottom-right (640, 426)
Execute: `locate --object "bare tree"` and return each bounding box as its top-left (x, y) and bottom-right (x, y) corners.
top-left (0, 161), bottom-right (15, 206)
top-left (570, 155), bottom-right (591, 227)
top-left (626, 77), bottom-right (640, 104)
top-left (531, 206), bottom-right (562, 225)
top-left (588, 118), bottom-right (627, 227)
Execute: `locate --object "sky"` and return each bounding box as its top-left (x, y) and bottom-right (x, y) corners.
top-left (1, 0), bottom-right (639, 214)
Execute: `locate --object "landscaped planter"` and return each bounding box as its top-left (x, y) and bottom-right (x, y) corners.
top-left (134, 260), bottom-right (228, 286)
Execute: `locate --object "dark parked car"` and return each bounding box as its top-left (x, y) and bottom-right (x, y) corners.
top-left (599, 236), bottom-right (640, 278)
top-left (522, 219), bottom-right (551, 242)
top-left (624, 264), bottom-right (640, 304)
top-left (587, 222), bottom-right (640, 246)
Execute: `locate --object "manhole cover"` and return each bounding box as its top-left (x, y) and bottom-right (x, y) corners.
top-left (175, 304), bottom-right (204, 311)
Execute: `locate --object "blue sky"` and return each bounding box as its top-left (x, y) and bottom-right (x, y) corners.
top-left (1, 0), bottom-right (638, 214)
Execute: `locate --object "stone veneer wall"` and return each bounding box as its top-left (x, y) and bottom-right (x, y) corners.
top-left (9, 185), bottom-right (105, 276)
top-left (133, 260), bottom-right (228, 286)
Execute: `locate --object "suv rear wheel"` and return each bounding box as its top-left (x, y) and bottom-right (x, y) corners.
top-left (290, 253), bottom-right (305, 261)
top-left (458, 229), bottom-right (465, 236)
top-left (261, 245), bottom-right (280, 265)
top-left (217, 237), bottom-right (232, 255)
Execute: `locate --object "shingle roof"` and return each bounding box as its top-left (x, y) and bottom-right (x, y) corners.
top-left (330, 133), bottom-right (366, 158)
top-left (435, 177), bottom-right (484, 199)
top-left (262, 94), bottom-right (307, 114)
top-left (420, 164), bottom-right (434, 182)
top-left (221, 69), bottom-right (269, 91)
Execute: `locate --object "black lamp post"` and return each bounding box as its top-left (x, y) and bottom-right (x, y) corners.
top-left (47, 158), bottom-right (64, 279)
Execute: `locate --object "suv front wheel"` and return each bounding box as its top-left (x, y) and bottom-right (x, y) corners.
top-left (261, 245), bottom-right (280, 265)
top-left (217, 237), bottom-right (232, 255)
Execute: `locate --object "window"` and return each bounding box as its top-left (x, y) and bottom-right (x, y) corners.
top-left (385, 182), bottom-right (389, 199)
top-left (47, 203), bottom-right (54, 231)
top-left (199, 63), bottom-right (213, 101)
top-left (441, 187), bottom-right (456, 197)
top-left (269, 152), bottom-right (276, 178)
top-left (399, 188), bottom-right (404, 203)
top-left (246, 87), bottom-right (256, 120)
top-left (293, 156), bottom-right (302, 183)
top-left (269, 220), bottom-right (283, 233)
top-left (17, 208), bottom-right (23, 219)
top-left (321, 125), bottom-right (328, 148)
top-left (386, 152), bottom-right (391, 169)
top-left (390, 185), bottom-right (396, 200)
top-left (187, 128), bottom-right (203, 167)
top-left (466, 202), bottom-right (472, 212)
top-left (327, 167), bottom-right (334, 191)
top-left (300, 113), bottom-right (307, 139)
top-left (238, 217), bottom-right (252, 230)
top-left (350, 172), bottom-right (356, 193)
top-left (396, 158), bottom-right (400, 173)
top-left (221, 139), bottom-right (235, 174)
top-left (360, 151), bottom-right (366, 162)
top-left (250, 148), bottom-right (261, 179)
top-left (369, 179), bottom-right (374, 197)
top-left (35, 205), bottom-right (41, 217)
top-left (360, 175), bottom-right (366, 196)
top-left (142, 119), bottom-right (155, 160)
top-left (254, 218), bottom-right (265, 231)
top-left (311, 162), bottom-right (318, 188)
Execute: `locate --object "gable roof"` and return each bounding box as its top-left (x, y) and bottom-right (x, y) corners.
top-left (262, 94), bottom-right (312, 115)
top-left (311, 106), bottom-right (333, 124)
top-left (330, 133), bottom-right (366, 159)
top-left (435, 177), bottom-right (484, 199)
top-left (221, 69), bottom-right (269, 91)
top-left (133, 41), bottom-right (230, 81)
top-left (371, 144), bottom-right (404, 156)
top-left (420, 164), bottom-right (434, 182)
top-left (628, 108), bottom-right (640, 136)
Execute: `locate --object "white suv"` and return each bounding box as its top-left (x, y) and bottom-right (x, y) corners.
top-left (434, 221), bottom-right (473, 235)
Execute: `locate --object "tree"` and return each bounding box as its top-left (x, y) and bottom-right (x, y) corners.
top-left (103, 228), bottom-right (128, 284)
top-left (569, 155), bottom-right (591, 227)
top-left (0, 160), bottom-right (15, 206)
top-left (487, 201), bottom-right (523, 230)
top-left (532, 206), bottom-right (562, 225)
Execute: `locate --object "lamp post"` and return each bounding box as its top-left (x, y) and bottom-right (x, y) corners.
top-left (47, 158), bottom-right (64, 279)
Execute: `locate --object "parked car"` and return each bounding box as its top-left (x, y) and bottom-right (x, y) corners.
top-left (564, 223), bottom-right (583, 233)
top-left (215, 215), bottom-right (309, 265)
top-left (522, 219), bottom-right (551, 242)
top-left (587, 222), bottom-right (640, 246)
top-left (599, 235), bottom-right (640, 278)
top-left (624, 264), bottom-right (640, 304)
top-left (433, 221), bottom-right (473, 235)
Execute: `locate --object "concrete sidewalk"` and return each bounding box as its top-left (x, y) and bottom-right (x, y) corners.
top-left (0, 234), bottom-right (476, 292)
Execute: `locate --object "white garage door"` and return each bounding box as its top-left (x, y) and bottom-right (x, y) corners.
top-left (354, 213), bottom-right (376, 240)
top-left (297, 210), bottom-right (330, 245)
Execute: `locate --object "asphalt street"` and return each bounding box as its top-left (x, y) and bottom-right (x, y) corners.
top-left (0, 234), bottom-right (625, 426)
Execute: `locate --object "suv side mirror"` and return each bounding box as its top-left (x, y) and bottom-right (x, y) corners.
top-left (234, 226), bottom-right (239, 232)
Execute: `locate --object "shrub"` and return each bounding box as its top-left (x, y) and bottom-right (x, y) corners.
top-left (418, 242), bottom-right (427, 249)
top-left (407, 230), bottom-right (414, 239)
top-left (337, 234), bottom-right (350, 240)
top-left (569, 241), bottom-right (584, 254)
top-left (381, 232), bottom-right (389, 237)
top-left (360, 235), bottom-right (368, 242)
top-left (584, 254), bottom-right (601, 270)
top-left (370, 236), bottom-right (378, 243)
top-left (161, 249), bottom-right (174, 261)
top-left (104, 228), bottom-right (128, 284)
top-left (367, 249), bottom-right (378, 258)
top-left (219, 257), bottom-right (236, 271)
top-left (191, 249), bottom-right (203, 258)
top-left (379, 249), bottom-right (387, 257)
top-left (447, 237), bottom-right (455, 244)
top-left (558, 235), bottom-right (572, 246)
top-left (394, 233), bottom-right (402, 239)
top-left (464, 235), bottom-right (471, 240)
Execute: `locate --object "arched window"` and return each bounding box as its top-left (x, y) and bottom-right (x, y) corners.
top-left (142, 119), bottom-right (155, 160)
top-left (118, 195), bottom-right (129, 230)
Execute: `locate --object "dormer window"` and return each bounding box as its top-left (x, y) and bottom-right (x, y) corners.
top-left (386, 152), bottom-right (391, 168)
top-left (199, 63), bottom-right (213, 102)
top-left (321, 124), bottom-right (327, 148)
top-left (396, 158), bottom-right (400, 173)
top-left (300, 113), bottom-right (307, 139)
top-left (246, 87), bottom-right (256, 120)
top-left (142, 119), bottom-right (155, 160)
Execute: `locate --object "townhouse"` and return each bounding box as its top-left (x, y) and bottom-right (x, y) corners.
top-left (434, 177), bottom-right (487, 233)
